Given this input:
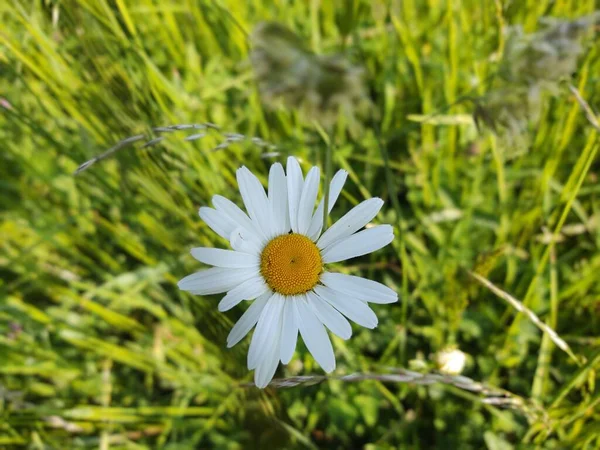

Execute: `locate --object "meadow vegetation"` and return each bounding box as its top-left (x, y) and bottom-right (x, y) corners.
top-left (1, 1), bottom-right (599, 448)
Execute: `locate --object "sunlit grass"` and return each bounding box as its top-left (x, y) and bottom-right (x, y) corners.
top-left (1, 1), bottom-right (599, 448)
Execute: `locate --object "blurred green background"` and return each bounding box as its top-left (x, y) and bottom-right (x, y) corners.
top-left (1, 0), bottom-right (599, 448)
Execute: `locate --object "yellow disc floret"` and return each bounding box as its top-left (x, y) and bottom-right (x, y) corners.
top-left (260, 233), bottom-right (322, 296)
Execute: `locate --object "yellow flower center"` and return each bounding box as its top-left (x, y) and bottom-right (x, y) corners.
top-left (260, 233), bottom-right (323, 296)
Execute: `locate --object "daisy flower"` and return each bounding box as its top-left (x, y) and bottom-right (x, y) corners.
top-left (178, 157), bottom-right (397, 388)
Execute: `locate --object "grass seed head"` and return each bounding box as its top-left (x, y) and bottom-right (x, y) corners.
top-left (475, 13), bottom-right (598, 139)
top-left (250, 21), bottom-right (370, 127)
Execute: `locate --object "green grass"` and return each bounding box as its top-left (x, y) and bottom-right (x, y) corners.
top-left (1, 1), bottom-right (599, 448)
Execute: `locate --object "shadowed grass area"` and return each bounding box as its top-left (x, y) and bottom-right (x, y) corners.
top-left (1, 1), bottom-right (599, 448)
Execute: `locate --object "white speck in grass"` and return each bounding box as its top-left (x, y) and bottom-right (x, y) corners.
top-left (435, 347), bottom-right (467, 375)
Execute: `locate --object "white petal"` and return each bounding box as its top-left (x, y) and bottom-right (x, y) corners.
top-left (178, 267), bottom-right (257, 295)
top-left (297, 166), bottom-right (320, 235)
top-left (307, 170), bottom-right (348, 241)
top-left (229, 227), bottom-right (263, 255)
top-left (322, 225), bottom-right (394, 263)
top-left (317, 198), bottom-right (384, 250)
top-left (286, 156), bottom-right (304, 233)
top-left (213, 195), bottom-right (267, 243)
top-left (190, 247), bottom-right (259, 268)
top-left (254, 335), bottom-right (281, 388)
top-left (248, 293), bottom-right (285, 370)
top-left (314, 285), bottom-right (378, 329)
top-left (199, 207), bottom-right (237, 241)
top-left (306, 291), bottom-right (352, 340)
top-left (295, 296), bottom-right (336, 373)
top-left (320, 272), bottom-right (398, 304)
top-left (268, 163), bottom-right (290, 235)
top-left (237, 167), bottom-right (272, 237)
top-left (227, 291), bottom-right (271, 348)
top-left (218, 276), bottom-right (270, 312)
top-left (280, 299), bottom-right (298, 364)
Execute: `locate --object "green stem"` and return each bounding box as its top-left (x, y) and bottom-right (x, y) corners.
top-left (322, 136), bottom-right (333, 232)
top-left (373, 122), bottom-right (408, 364)
top-left (376, 133), bottom-right (404, 228)
top-left (313, 121), bottom-right (334, 232)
